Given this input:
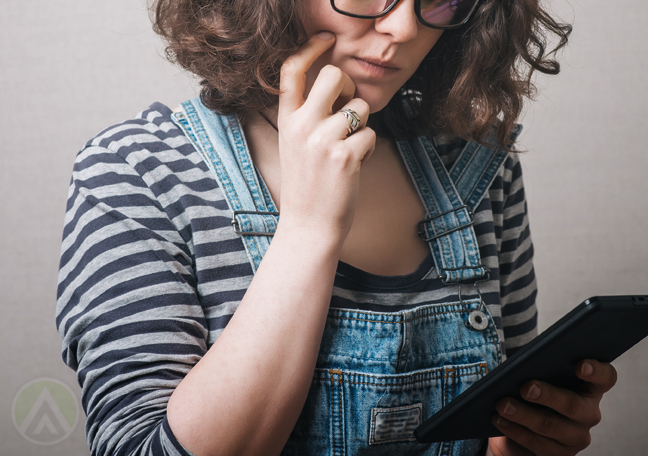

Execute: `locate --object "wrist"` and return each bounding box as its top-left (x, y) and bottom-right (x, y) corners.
top-left (274, 217), bottom-right (348, 255)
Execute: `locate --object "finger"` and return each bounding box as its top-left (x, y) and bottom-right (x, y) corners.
top-left (495, 398), bottom-right (589, 448)
top-left (326, 98), bottom-right (370, 139)
top-left (279, 32), bottom-right (335, 114)
top-left (492, 414), bottom-right (584, 456)
top-left (518, 381), bottom-right (595, 423)
top-left (342, 126), bottom-right (376, 165)
top-left (575, 360), bottom-right (618, 396)
top-left (304, 65), bottom-right (356, 115)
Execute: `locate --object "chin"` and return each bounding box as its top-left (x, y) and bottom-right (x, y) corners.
top-left (354, 84), bottom-right (397, 114)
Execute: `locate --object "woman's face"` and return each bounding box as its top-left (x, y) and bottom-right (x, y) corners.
top-left (304, 0), bottom-right (444, 113)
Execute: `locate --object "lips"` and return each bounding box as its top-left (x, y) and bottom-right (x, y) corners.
top-left (356, 57), bottom-right (399, 69)
top-left (352, 57), bottom-right (400, 77)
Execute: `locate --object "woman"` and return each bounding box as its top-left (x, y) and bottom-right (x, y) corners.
top-left (56, 0), bottom-right (617, 455)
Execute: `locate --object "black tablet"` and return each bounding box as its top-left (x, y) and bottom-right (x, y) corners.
top-left (414, 295), bottom-right (648, 443)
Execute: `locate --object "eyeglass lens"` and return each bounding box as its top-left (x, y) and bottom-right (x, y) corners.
top-left (333, 0), bottom-right (477, 27)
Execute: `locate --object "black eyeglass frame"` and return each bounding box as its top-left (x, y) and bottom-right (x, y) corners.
top-left (330, 0), bottom-right (481, 30)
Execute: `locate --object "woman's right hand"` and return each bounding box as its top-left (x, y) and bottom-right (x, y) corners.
top-left (277, 31), bottom-right (376, 243)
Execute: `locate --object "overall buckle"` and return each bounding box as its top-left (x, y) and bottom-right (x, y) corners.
top-left (417, 205), bottom-right (474, 242)
top-left (231, 210), bottom-right (279, 236)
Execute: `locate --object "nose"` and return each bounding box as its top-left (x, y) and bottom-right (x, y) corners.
top-left (374, 0), bottom-right (420, 42)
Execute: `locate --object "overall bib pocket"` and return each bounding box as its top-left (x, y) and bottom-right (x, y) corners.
top-left (283, 363), bottom-right (488, 456)
top-left (281, 304), bottom-right (500, 456)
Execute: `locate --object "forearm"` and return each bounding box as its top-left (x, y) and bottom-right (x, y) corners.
top-left (167, 225), bottom-right (343, 456)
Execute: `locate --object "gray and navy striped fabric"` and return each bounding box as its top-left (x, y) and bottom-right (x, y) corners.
top-left (56, 103), bottom-right (537, 456)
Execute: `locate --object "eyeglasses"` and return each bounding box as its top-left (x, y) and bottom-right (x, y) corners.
top-left (330, 0), bottom-right (481, 30)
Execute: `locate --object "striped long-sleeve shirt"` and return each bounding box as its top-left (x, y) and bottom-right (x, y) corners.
top-left (56, 103), bottom-right (537, 455)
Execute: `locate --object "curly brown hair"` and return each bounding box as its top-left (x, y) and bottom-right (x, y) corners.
top-left (151, 0), bottom-right (570, 146)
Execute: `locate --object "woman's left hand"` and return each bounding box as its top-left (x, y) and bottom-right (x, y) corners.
top-left (487, 359), bottom-right (617, 456)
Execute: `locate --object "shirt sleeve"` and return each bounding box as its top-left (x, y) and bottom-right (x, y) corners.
top-left (56, 143), bottom-right (202, 456)
top-left (497, 153), bottom-right (538, 357)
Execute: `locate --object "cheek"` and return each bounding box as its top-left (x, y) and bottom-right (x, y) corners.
top-left (422, 29), bottom-right (444, 55)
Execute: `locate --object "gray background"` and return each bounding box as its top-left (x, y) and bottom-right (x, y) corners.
top-left (0, 0), bottom-right (646, 455)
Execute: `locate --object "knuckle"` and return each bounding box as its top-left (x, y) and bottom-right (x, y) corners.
top-left (537, 414), bottom-right (559, 436)
top-left (563, 395), bottom-right (582, 417)
top-left (587, 409), bottom-right (602, 427)
top-left (281, 58), bottom-right (297, 78)
top-left (307, 131), bottom-right (328, 149)
top-left (334, 144), bottom-right (354, 163)
top-left (525, 432), bottom-right (545, 451)
top-left (577, 431), bottom-right (592, 450)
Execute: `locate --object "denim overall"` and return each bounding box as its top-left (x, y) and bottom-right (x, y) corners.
top-left (172, 98), bottom-right (519, 455)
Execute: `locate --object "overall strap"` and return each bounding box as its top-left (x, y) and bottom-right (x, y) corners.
top-left (396, 137), bottom-right (486, 283)
top-left (395, 126), bottom-right (519, 284)
top-left (171, 98), bottom-right (278, 273)
top-left (450, 124), bottom-right (522, 212)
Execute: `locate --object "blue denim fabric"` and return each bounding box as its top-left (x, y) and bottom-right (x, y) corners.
top-left (172, 100), bottom-right (278, 273)
top-left (283, 301), bottom-right (501, 455)
top-left (394, 128), bottom-right (519, 284)
top-left (448, 125), bottom-right (521, 211)
top-left (171, 98), bottom-right (508, 455)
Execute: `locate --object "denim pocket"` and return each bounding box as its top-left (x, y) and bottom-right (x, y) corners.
top-left (282, 362), bottom-right (488, 456)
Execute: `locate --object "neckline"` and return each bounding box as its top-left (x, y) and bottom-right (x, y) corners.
top-left (335, 250), bottom-right (435, 290)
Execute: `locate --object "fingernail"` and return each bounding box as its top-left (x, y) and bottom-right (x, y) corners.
top-left (581, 361), bottom-right (594, 377)
top-left (497, 416), bottom-right (510, 427)
top-left (526, 384), bottom-right (541, 400)
top-left (317, 31), bottom-right (334, 40)
top-left (503, 400), bottom-right (518, 416)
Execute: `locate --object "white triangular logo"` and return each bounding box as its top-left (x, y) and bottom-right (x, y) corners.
top-left (19, 387), bottom-right (73, 438)
top-left (34, 413), bottom-right (58, 435)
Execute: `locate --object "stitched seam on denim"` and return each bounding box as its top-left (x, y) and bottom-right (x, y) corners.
top-left (451, 142), bottom-right (478, 184)
top-left (330, 369), bottom-right (483, 388)
top-left (420, 137), bottom-right (489, 282)
top-left (389, 344), bottom-right (500, 363)
top-left (442, 362), bottom-right (488, 408)
top-left (178, 103), bottom-right (240, 213)
top-left (427, 153), bottom-right (466, 274)
top-left (180, 104), bottom-right (257, 268)
top-left (444, 367), bottom-right (451, 407)
top-left (229, 118), bottom-right (280, 238)
top-left (425, 141), bottom-right (463, 209)
top-left (326, 300), bottom-right (485, 325)
top-left (449, 136), bottom-right (478, 181)
top-left (328, 299), bottom-right (481, 317)
top-left (466, 152), bottom-right (499, 209)
top-left (402, 139), bottom-right (443, 217)
top-left (229, 117), bottom-right (266, 211)
top-left (319, 363), bottom-right (487, 385)
top-left (333, 309), bottom-right (466, 324)
top-left (485, 308), bottom-right (503, 364)
top-left (183, 101), bottom-right (244, 223)
top-left (187, 102), bottom-right (265, 268)
top-left (329, 369), bottom-right (345, 456)
top-left (396, 139), bottom-right (448, 273)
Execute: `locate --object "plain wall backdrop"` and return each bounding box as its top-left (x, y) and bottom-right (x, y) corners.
top-left (1, 0), bottom-right (646, 454)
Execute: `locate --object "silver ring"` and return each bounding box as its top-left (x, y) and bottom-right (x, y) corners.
top-left (339, 109), bottom-right (361, 137)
